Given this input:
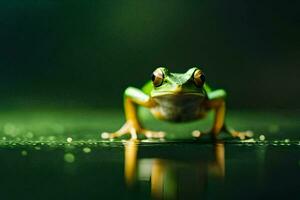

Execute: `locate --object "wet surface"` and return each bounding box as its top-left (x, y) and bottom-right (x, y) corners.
top-left (0, 109), bottom-right (299, 199)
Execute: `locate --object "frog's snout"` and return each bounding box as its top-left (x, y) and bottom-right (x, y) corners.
top-left (174, 85), bottom-right (183, 93)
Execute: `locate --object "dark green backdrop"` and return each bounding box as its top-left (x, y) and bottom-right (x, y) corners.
top-left (1, 0), bottom-right (299, 109)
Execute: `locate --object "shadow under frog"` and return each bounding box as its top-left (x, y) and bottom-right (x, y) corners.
top-left (123, 141), bottom-right (225, 199)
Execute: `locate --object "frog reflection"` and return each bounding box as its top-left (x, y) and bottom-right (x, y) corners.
top-left (123, 141), bottom-right (225, 199)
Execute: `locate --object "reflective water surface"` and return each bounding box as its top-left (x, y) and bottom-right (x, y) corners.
top-left (0, 110), bottom-right (299, 199)
top-left (124, 141), bottom-right (226, 199)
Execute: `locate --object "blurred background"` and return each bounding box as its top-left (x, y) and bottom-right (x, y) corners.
top-left (1, 0), bottom-right (299, 110)
top-left (0, 2), bottom-right (299, 199)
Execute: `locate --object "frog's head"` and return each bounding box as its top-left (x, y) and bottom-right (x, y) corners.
top-left (150, 67), bottom-right (206, 98)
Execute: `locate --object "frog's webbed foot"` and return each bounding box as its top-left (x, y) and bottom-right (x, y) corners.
top-left (101, 122), bottom-right (165, 140)
top-left (141, 129), bottom-right (165, 139)
top-left (101, 122), bottom-right (138, 140)
top-left (227, 129), bottom-right (253, 140)
top-left (192, 128), bottom-right (253, 140)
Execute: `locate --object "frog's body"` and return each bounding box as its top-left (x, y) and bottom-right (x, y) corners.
top-left (150, 92), bottom-right (206, 122)
top-left (102, 67), bottom-right (252, 140)
top-left (143, 81), bottom-right (208, 122)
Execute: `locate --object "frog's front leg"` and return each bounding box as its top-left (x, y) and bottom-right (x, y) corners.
top-left (101, 87), bottom-right (165, 140)
top-left (199, 89), bottom-right (253, 140)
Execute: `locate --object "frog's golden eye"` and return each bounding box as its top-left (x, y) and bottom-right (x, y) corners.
top-left (193, 69), bottom-right (205, 87)
top-left (151, 68), bottom-right (164, 87)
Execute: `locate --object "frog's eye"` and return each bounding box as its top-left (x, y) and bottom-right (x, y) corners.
top-left (151, 68), bottom-right (164, 87)
top-left (193, 69), bottom-right (205, 87)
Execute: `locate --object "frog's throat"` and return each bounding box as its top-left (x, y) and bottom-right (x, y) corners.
top-left (151, 92), bottom-right (205, 98)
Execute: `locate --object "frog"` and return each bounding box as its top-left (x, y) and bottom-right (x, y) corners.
top-left (102, 67), bottom-right (253, 140)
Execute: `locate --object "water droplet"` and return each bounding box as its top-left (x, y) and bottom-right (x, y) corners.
top-left (67, 137), bottom-right (73, 143)
top-left (101, 132), bottom-right (110, 139)
top-left (83, 147), bottom-right (91, 153)
top-left (259, 135), bottom-right (266, 141)
top-left (35, 146), bottom-right (41, 150)
top-left (192, 130), bottom-right (201, 137)
top-left (284, 139), bottom-right (290, 143)
top-left (21, 150), bottom-right (27, 156)
top-left (64, 153), bottom-right (75, 163)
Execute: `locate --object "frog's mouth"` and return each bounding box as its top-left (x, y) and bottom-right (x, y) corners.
top-left (151, 92), bottom-right (205, 98)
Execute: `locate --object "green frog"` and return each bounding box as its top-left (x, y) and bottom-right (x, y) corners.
top-left (102, 67), bottom-right (252, 140)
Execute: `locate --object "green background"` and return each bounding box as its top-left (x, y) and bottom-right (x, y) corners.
top-left (0, 1), bottom-right (300, 199)
top-left (1, 0), bottom-right (299, 109)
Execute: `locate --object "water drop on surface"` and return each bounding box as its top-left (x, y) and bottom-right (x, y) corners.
top-left (101, 132), bottom-right (110, 139)
top-left (83, 147), bottom-right (91, 153)
top-left (64, 153), bottom-right (75, 163)
top-left (259, 135), bottom-right (265, 141)
top-left (192, 130), bottom-right (201, 138)
top-left (21, 150), bottom-right (28, 156)
top-left (67, 137), bottom-right (73, 143)
top-left (284, 139), bottom-right (290, 143)
top-left (35, 146), bottom-right (41, 150)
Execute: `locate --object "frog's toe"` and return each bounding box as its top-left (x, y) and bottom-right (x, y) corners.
top-left (230, 130), bottom-right (253, 140)
top-left (101, 132), bottom-right (111, 139)
top-left (101, 131), bottom-right (127, 139)
top-left (101, 123), bottom-right (129, 139)
top-left (141, 129), bottom-right (165, 139)
top-left (101, 122), bottom-right (140, 140)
